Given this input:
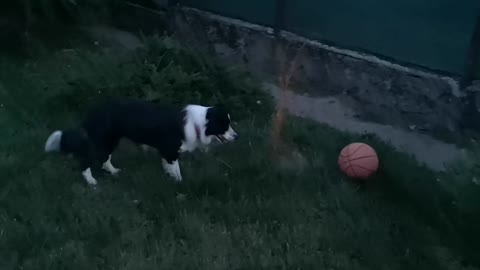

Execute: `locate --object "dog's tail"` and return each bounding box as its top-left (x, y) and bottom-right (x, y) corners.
top-left (45, 128), bottom-right (88, 154)
top-left (45, 130), bottom-right (63, 152)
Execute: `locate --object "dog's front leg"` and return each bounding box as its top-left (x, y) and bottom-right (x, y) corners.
top-left (162, 159), bottom-right (182, 181)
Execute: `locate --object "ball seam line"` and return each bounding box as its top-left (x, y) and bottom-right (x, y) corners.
top-left (339, 143), bottom-right (367, 158)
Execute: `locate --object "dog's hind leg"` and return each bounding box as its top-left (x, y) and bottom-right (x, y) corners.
top-left (99, 139), bottom-right (121, 175)
top-left (73, 142), bottom-right (98, 185)
top-left (79, 156), bottom-right (98, 185)
top-left (82, 167), bottom-right (98, 185)
top-left (102, 154), bottom-right (121, 175)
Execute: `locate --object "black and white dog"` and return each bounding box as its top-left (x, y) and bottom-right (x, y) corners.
top-left (44, 99), bottom-right (237, 185)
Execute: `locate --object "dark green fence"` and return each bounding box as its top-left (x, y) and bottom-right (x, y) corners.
top-left (178, 0), bottom-right (480, 78)
top-left (179, 0), bottom-right (276, 27)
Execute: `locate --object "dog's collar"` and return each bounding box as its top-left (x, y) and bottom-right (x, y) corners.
top-left (194, 124), bottom-right (201, 140)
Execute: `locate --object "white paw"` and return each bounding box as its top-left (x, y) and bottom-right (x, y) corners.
top-left (82, 168), bottom-right (98, 185)
top-left (102, 155), bottom-right (121, 175)
top-left (162, 159), bottom-right (183, 182)
top-left (107, 167), bottom-right (121, 175)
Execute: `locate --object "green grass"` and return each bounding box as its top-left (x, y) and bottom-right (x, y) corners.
top-left (1, 35), bottom-right (480, 270)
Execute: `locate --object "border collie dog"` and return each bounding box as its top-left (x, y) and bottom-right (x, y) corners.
top-left (44, 99), bottom-right (237, 185)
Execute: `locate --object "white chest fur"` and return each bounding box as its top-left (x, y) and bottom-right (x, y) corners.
top-left (180, 105), bottom-right (213, 153)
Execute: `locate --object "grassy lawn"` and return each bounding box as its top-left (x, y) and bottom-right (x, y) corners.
top-left (1, 35), bottom-right (479, 270)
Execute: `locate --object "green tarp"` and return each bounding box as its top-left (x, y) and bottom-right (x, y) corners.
top-left (180, 0), bottom-right (479, 75)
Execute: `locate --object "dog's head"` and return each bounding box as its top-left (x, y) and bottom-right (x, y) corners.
top-left (205, 105), bottom-right (238, 144)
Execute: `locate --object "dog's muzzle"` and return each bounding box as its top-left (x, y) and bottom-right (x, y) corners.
top-left (217, 126), bottom-right (238, 143)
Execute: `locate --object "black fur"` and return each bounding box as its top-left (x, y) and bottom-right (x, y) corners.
top-left (205, 105), bottom-right (231, 137)
top-left (53, 98), bottom-right (230, 172)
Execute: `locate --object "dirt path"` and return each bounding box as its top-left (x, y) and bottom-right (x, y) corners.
top-left (265, 83), bottom-right (466, 171)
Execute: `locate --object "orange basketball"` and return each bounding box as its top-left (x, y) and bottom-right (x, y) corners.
top-left (338, 142), bottom-right (379, 179)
